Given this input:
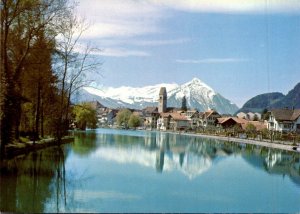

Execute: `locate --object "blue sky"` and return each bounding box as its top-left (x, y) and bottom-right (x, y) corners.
top-left (77, 0), bottom-right (300, 107)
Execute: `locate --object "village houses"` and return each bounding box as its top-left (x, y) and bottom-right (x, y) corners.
top-left (81, 88), bottom-right (299, 135)
top-left (237, 112), bottom-right (262, 121)
top-left (156, 87), bottom-right (190, 131)
top-left (268, 109), bottom-right (300, 133)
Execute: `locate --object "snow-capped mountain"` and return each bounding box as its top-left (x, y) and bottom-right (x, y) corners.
top-left (74, 78), bottom-right (238, 114)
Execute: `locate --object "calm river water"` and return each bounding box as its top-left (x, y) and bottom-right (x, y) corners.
top-left (1, 128), bottom-right (300, 212)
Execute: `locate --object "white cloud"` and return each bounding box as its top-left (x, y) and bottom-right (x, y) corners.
top-left (76, 0), bottom-right (300, 58)
top-left (82, 22), bottom-right (158, 39)
top-left (77, 0), bottom-right (300, 40)
top-left (132, 38), bottom-right (190, 46)
top-left (176, 58), bottom-right (249, 64)
top-left (95, 48), bottom-right (150, 57)
top-left (77, 0), bottom-right (164, 39)
top-left (73, 44), bottom-right (150, 57)
top-left (93, 38), bottom-right (190, 47)
top-left (151, 0), bottom-right (300, 14)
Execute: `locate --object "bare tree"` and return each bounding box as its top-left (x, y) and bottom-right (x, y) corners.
top-left (54, 9), bottom-right (102, 140)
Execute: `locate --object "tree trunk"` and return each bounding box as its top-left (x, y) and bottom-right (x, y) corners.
top-left (40, 97), bottom-right (44, 138)
top-left (35, 82), bottom-right (41, 139)
top-left (64, 83), bottom-right (72, 131)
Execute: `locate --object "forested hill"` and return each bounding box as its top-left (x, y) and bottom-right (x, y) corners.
top-left (237, 82), bottom-right (300, 114)
top-left (272, 82), bottom-right (300, 109)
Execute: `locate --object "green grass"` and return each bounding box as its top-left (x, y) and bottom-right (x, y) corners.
top-left (19, 136), bottom-right (30, 143)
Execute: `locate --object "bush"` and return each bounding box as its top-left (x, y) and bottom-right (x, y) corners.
top-left (116, 109), bottom-right (132, 128)
top-left (128, 114), bottom-right (141, 128)
top-left (245, 123), bottom-right (257, 139)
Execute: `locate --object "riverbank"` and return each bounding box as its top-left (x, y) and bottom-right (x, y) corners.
top-left (4, 136), bottom-right (74, 159)
top-left (166, 131), bottom-right (300, 153)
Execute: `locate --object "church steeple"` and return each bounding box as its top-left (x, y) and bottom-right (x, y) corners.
top-left (158, 87), bottom-right (167, 113)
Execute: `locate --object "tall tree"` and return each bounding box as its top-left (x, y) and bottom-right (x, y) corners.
top-left (0, 0), bottom-right (69, 157)
top-left (181, 96), bottom-right (187, 111)
top-left (19, 31), bottom-right (57, 139)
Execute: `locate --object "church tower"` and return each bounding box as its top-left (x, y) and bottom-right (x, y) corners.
top-left (158, 87), bottom-right (167, 113)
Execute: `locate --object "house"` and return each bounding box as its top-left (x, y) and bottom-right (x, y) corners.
top-left (98, 107), bottom-right (109, 126)
top-left (217, 117), bottom-right (248, 130)
top-left (237, 111), bottom-right (262, 121)
top-left (254, 112), bottom-right (262, 120)
top-left (157, 113), bottom-right (170, 131)
top-left (217, 116), bottom-right (267, 133)
top-left (156, 87), bottom-right (190, 131)
top-left (247, 112), bottom-right (255, 121)
top-left (268, 109), bottom-right (300, 133)
top-left (200, 109), bottom-right (221, 128)
top-left (237, 112), bottom-right (247, 120)
top-left (217, 117), bottom-right (241, 129)
top-left (157, 112), bottom-right (189, 131)
top-left (169, 113), bottom-right (189, 131)
top-left (186, 110), bottom-right (199, 130)
top-left (143, 107), bottom-right (159, 129)
top-left (106, 109), bottom-right (118, 126)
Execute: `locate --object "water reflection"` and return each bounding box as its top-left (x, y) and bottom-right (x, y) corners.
top-left (0, 145), bottom-right (72, 212)
top-left (1, 129), bottom-right (300, 212)
top-left (82, 129), bottom-right (300, 183)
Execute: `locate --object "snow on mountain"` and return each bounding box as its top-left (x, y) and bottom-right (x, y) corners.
top-left (167, 78), bottom-right (238, 114)
top-left (92, 146), bottom-right (212, 180)
top-left (76, 77), bottom-right (238, 114)
top-left (83, 83), bottom-right (179, 104)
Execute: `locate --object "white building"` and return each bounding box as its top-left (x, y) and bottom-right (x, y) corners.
top-left (247, 112), bottom-right (255, 120)
top-left (237, 112), bottom-right (261, 121)
top-left (237, 112), bottom-right (247, 120)
top-left (268, 109), bottom-right (300, 133)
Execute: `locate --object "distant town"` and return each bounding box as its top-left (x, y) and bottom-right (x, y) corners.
top-left (73, 86), bottom-right (300, 143)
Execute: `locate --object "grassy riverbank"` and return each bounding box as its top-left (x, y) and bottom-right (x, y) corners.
top-left (3, 136), bottom-right (74, 159)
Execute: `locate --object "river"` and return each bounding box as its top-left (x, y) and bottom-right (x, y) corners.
top-left (1, 128), bottom-right (300, 212)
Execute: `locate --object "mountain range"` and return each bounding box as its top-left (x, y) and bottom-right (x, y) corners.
top-left (73, 78), bottom-right (239, 114)
top-left (237, 82), bottom-right (300, 113)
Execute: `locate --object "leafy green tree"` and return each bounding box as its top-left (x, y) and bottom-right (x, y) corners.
top-left (73, 103), bottom-right (97, 130)
top-left (233, 124), bottom-right (242, 136)
top-left (128, 114), bottom-right (141, 128)
top-left (245, 123), bottom-right (257, 139)
top-left (261, 128), bottom-right (270, 140)
top-left (0, 0), bottom-right (69, 156)
top-left (116, 109), bottom-right (132, 128)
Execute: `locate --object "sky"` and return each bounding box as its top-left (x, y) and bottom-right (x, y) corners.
top-left (76, 0), bottom-right (300, 107)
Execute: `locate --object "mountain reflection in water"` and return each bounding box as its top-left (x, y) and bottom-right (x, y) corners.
top-left (90, 130), bottom-right (300, 183)
top-left (1, 128), bottom-right (300, 213)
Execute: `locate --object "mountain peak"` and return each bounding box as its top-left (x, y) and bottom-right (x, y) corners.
top-left (77, 78), bottom-right (239, 114)
top-left (183, 77), bottom-right (215, 93)
top-left (191, 77), bottom-right (202, 83)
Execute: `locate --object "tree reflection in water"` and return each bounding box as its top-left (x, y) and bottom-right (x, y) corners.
top-left (0, 145), bottom-right (80, 213)
top-left (1, 129), bottom-right (300, 212)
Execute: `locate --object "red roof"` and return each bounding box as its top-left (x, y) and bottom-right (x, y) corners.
top-left (159, 112), bottom-right (188, 121)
